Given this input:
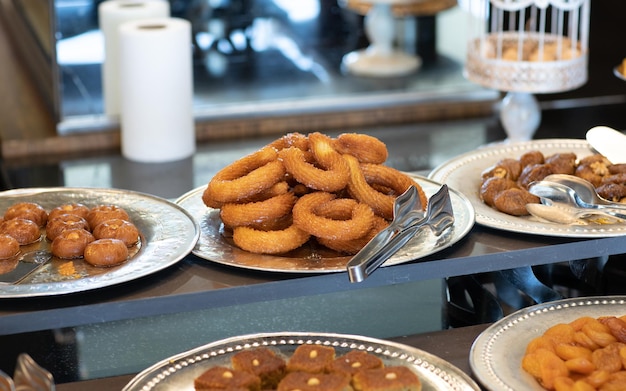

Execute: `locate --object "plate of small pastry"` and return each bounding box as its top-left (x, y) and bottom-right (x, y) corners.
top-left (123, 332), bottom-right (480, 391)
top-left (0, 187), bottom-right (199, 298)
top-left (429, 138), bottom-right (626, 238)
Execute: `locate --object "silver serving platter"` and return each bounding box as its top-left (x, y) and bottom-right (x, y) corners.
top-left (470, 296), bottom-right (626, 391)
top-left (0, 187), bottom-right (199, 298)
top-left (429, 138), bottom-right (626, 237)
top-left (123, 332), bottom-right (480, 391)
top-left (175, 175), bottom-right (475, 273)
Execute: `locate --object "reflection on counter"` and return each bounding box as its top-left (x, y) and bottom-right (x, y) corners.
top-left (53, 0), bottom-right (494, 133)
top-left (4, 119), bottom-right (498, 197)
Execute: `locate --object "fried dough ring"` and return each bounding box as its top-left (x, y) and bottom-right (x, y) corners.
top-left (332, 133), bottom-right (388, 164)
top-left (279, 134), bottom-right (350, 192)
top-left (220, 192), bottom-right (298, 229)
top-left (232, 223), bottom-right (310, 254)
top-left (268, 132), bottom-right (309, 151)
top-left (292, 192), bottom-right (375, 241)
top-left (317, 215), bottom-right (389, 255)
top-left (360, 163), bottom-right (427, 211)
top-left (344, 155), bottom-right (422, 220)
top-left (203, 147), bottom-right (286, 207)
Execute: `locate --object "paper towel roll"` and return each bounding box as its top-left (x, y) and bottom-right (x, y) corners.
top-left (118, 17), bottom-right (195, 162)
top-left (99, 0), bottom-right (170, 117)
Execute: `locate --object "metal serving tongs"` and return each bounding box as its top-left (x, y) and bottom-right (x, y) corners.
top-left (346, 185), bottom-right (454, 283)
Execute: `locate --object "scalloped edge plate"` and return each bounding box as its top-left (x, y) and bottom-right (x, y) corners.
top-left (429, 138), bottom-right (626, 237)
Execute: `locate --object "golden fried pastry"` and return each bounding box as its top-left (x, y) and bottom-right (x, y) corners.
top-left (46, 214), bottom-right (90, 241)
top-left (4, 202), bottom-right (48, 227)
top-left (194, 366), bottom-right (261, 391)
top-left (0, 218), bottom-right (41, 245)
top-left (0, 234), bottom-right (20, 259)
top-left (0, 257), bottom-right (19, 274)
top-left (352, 366), bottom-right (422, 391)
top-left (330, 350), bottom-right (384, 377)
top-left (231, 348), bottom-right (286, 389)
top-left (287, 345), bottom-right (336, 374)
top-left (48, 203), bottom-right (90, 221)
top-left (83, 238), bottom-right (129, 267)
top-left (51, 228), bottom-right (95, 259)
top-left (277, 371), bottom-right (351, 391)
top-left (86, 205), bottom-right (130, 230)
top-left (92, 218), bottom-right (140, 246)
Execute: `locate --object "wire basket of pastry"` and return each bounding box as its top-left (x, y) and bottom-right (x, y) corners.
top-left (462, 0), bottom-right (589, 93)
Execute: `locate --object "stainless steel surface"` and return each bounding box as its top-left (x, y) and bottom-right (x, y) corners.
top-left (429, 138), bottom-right (626, 237)
top-left (347, 185), bottom-right (454, 283)
top-left (0, 188), bottom-right (199, 298)
top-left (175, 175), bottom-right (474, 274)
top-left (585, 126), bottom-right (626, 163)
top-left (0, 251), bottom-right (51, 285)
top-left (470, 296), bottom-right (626, 391)
top-left (122, 332), bottom-right (480, 391)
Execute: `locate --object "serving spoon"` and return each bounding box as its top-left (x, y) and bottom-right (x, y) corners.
top-left (528, 178), bottom-right (626, 221)
top-left (543, 174), bottom-right (626, 212)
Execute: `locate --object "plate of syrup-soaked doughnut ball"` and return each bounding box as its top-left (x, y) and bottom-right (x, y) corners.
top-left (429, 138), bottom-right (626, 238)
top-left (0, 187), bottom-right (199, 298)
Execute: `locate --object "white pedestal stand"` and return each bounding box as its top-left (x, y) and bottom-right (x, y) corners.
top-left (342, 2), bottom-right (421, 77)
top-left (499, 91), bottom-right (542, 143)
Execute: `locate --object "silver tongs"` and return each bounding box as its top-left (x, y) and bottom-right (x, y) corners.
top-left (347, 185), bottom-right (455, 283)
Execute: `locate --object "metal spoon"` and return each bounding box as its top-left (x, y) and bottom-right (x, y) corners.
top-left (528, 179), bottom-right (626, 220)
top-left (543, 174), bottom-right (626, 211)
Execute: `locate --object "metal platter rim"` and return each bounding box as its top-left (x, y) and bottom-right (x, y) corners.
top-left (175, 174), bottom-right (475, 274)
top-left (0, 187), bottom-right (200, 298)
top-left (429, 138), bottom-right (626, 238)
top-left (123, 331), bottom-right (481, 391)
top-left (469, 295), bottom-right (626, 391)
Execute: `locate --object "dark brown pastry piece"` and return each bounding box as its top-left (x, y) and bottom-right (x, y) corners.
top-left (48, 203), bottom-right (90, 221)
top-left (0, 234), bottom-right (20, 260)
top-left (83, 238), bottom-right (129, 267)
top-left (286, 345), bottom-right (336, 374)
top-left (276, 371), bottom-right (351, 391)
top-left (330, 350), bottom-right (383, 377)
top-left (0, 218), bottom-right (41, 245)
top-left (231, 347), bottom-right (286, 389)
top-left (351, 366), bottom-right (422, 391)
top-left (46, 214), bottom-right (90, 241)
top-left (519, 151), bottom-right (545, 169)
top-left (92, 218), bottom-right (140, 247)
top-left (480, 177), bottom-right (519, 207)
top-left (545, 153), bottom-right (577, 175)
top-left (3, 202), bottom-right (48, 227)
top-left (86, 205), bottom-right (130, 230)
top-left (194, 366), bottom-right (261, 391)
top-left (517, 163), bottom-right (555, 189)
top-left (51, 228), bottom-right (95, 259)
top-left (575, 155), bottom-right (611, 187)
top-left (493, 188), bottom-right (540, 216)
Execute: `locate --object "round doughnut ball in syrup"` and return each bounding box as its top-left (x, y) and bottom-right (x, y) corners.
top-left (3, 202), bottom-right (48, 227)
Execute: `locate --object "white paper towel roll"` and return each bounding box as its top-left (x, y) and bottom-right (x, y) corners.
top-left (99, 0), bottom-right (170, 117)
top-left (118, 17), bottom-right (195, 162)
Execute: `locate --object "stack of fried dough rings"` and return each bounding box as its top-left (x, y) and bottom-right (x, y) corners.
top-left (202, 132), bottom-right (427, 255)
